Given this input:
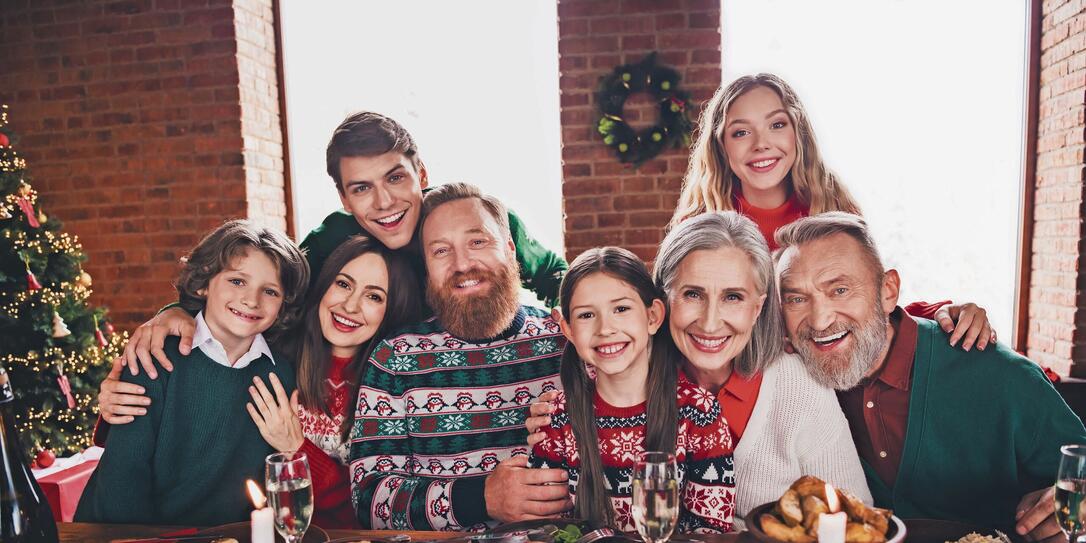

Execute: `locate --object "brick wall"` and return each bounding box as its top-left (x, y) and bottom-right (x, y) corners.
top-left (1027, 0), bottom-right (1086, 376)
top-left (0, 0), bottom-right (286, 332)
top-left (557, 0), bottom-right (721, 263)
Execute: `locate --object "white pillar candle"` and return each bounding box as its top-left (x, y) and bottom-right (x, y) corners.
top-left (817, 511), bottom-right (847, 543)
top-left (247, 479), bottom-right (275, 543)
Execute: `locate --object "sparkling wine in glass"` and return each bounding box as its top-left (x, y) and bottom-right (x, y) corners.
top-left (266, 451), bottom-right (314, 543)
top-left (1058, 445), bottom-right (1086, 543)
top-left (631, 451), bottom-right (679, 543)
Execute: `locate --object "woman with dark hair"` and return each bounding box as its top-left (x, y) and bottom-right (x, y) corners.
top-left (246, 235), bottom-right (423, 528)
top-left (97, 235), bottom-right (423, 528)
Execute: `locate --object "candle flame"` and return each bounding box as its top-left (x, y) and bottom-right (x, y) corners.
top-left (824, 483), bottom-right (840, 513)
top-left (247, 479), bottom-right (266, 509)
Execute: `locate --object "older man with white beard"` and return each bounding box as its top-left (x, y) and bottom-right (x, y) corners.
top-left (774, 212), bottom-right (1085, 543)
top-left (348, 183), bottom-right (570, 531)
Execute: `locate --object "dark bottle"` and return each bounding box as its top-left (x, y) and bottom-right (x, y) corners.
top-left (0, 366), bottom-right (58, 542)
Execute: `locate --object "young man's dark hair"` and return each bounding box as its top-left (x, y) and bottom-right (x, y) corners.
top-left (325, 112), bottom-right (422, 192)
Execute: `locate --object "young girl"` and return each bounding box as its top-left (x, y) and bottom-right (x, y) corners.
top-left (76, 220), bottom-right (309, 525)
top-left (244, 236), bottom-right (423, 528)
top-left (673, 73), bottom-right (859, 246)
top-left (671, 73), bottom-right (998, 351)
top-left (529, 247), bottom-right (735, 533)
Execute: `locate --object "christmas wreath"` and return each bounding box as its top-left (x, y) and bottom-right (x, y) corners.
top-left (596, 52), bottom-right (693, 166)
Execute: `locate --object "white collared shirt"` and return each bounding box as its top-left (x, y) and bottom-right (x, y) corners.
top-left (192, 312), bottom-right (276, 369)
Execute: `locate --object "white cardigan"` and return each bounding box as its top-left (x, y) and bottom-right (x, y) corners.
top-left (732, 353), bottom-right (873, 529)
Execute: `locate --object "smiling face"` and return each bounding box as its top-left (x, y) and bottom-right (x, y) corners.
top-left (777, 233), bottom-right (898, 390)
top-left (667, 247), bottom-right (766, 383)
top-left (318, 252), bottom-right (389, 358)
top-left (561, 272), bottom-right (665, 384)
top-left (721, 85), bottom-right (798, 207)
top-left (200, 248), bottom-right (284, 356)
top-left (422, 197), bottom-right (520, 340)
top-left (338, 151), bottom-right (428, 250)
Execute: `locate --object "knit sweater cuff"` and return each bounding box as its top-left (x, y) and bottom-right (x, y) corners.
top-left (300, 438), bottom-right (341, 497)
top-left (451, 475), bottom-right (490, 526)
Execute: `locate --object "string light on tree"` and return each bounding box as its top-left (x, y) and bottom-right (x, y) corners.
top-left (0, 104), bottom-right (126, 458)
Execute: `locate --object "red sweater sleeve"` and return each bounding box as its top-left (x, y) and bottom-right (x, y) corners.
top-left (903, 300), bottom-right (951, 320)
top-left (299, 437), bottom-right (359, 529)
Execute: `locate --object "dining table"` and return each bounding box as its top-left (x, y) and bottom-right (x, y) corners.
top-left (56, 523), bottom-right (748, 543)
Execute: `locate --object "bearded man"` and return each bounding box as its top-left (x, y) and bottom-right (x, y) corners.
top-left (349, 183), bottom-right (570, 531)
top-left (774, 212), bottom-right (1085, 543)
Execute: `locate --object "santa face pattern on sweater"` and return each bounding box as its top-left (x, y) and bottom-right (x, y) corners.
top-left (529, 378), bottom-right (737, 534)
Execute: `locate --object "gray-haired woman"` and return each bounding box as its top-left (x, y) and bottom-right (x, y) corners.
top-left (528, 211), bottom-right (871, 527)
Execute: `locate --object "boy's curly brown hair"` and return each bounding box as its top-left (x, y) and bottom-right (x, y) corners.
top-left (175, 220), bottom-right (309, 338)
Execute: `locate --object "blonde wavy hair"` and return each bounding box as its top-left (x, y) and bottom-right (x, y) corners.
top-left (671, 74), bottom-right (861, 227)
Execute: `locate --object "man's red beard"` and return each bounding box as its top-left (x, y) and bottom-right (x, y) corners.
top-left (426, 262), bottom-right (521, 341)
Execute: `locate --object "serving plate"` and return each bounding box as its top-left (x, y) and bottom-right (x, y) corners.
top-left (744, 501), bottom-right (905, 543)
top-left (194, 521), bottom-right (329, 543)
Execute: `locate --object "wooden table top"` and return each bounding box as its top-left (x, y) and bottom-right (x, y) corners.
top-left (58, 523), bottom-right (746, 543)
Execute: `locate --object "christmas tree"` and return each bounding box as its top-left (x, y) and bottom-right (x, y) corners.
top-left (0, 104), bottom-right (125, 462)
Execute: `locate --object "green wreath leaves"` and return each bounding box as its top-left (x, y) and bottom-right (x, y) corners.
top-left (596, 52), bottom-right (693, 167)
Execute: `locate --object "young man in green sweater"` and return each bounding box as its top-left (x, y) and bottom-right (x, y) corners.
top-left (775, 212), bottom-right (1085, 543)
top-left (98, 111), bottom-right (567, 416)
top-left (76, 220), bottom-right (308, 525)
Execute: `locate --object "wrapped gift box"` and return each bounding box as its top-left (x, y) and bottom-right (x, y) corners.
top-left (33, 447), bottom-right (102, 522)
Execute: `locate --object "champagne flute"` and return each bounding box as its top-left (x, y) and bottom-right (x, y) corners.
top-left (266, 451), bottom-right (314, 543)
top-left (1056, 445), bottom-right (1086, 543)
top-left (631, 451), bottom-right (679, 543)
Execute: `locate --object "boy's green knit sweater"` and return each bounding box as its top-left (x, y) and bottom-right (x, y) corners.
top-left (862, 318), bottom-right (1086, 529)
top-left (75, 337), bottom-right (296, 525)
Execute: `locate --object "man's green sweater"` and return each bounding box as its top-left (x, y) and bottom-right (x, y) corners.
top-left (300, 197), bottom-right (567, 306)
top-left (75, 338), bottom-right (296, 525)
top-left (862, 319), bottom-right (1086, 529)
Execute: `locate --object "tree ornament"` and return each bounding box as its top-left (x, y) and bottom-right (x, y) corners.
top-left (52, 311), bottom-right (71, 338)
top-left (35, 448), bottom-right (55, 469)
top-left (37, 210), bottom-right (47, 224)
top-left (22, 255), bottom-right (42, 291)
top-left (78, 271), bottom-right (92, 287)
top-left (0, 133), bottom-right (8, 147)
top-left (16, 197), bottom-right (39, 227)
top-left (595, 52), bottom-right (693, 167)
top-left (93, 315), bottom-right (109, 347)
top-left (55, 374), bottom-right (75, 410)
top-left (104, 321), bottom-right (115, 335)
top-left (18, 181), bottom-right (31, 197)
top-left (0, 206), bottom-right (11, 220)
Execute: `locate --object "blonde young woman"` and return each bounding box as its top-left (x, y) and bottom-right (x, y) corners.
top-left (672, 73), bottom-right (998, 351)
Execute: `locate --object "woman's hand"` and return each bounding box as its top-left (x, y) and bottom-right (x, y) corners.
top-left (525, 390), bottom-right (558, 447)
top-left (246, 373), bottom-right (305, 453)
top-left (98, 357), bottom-right (151, 424)
top-left (935, 302), bottom-right (996, 351)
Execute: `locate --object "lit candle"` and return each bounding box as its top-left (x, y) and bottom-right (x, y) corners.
top-left (247, 479), bottom-right (275, 543)
top-left (817, 483), bottom-right (846, 543)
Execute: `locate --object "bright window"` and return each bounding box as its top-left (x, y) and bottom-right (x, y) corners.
top-left (723, 0), bottom-right (1029, 343)
top-left (279, 1), bottom-right (564, 256)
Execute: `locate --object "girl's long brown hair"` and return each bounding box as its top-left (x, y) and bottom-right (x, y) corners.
top-left (672, 73), bottom-right (861, 228)
top-left (285, 236), bottom-right (423, 438)
top-left (558, 247), bottom-right (681, 527)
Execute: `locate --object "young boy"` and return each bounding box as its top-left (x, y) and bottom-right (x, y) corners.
top-left (76, 220), bottom-right (309, 525)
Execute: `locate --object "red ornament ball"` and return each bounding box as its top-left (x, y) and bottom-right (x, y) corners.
top-left (35, 448), bottom-right (55, 468)
top-left (0, 133), bottom-right (8, 147)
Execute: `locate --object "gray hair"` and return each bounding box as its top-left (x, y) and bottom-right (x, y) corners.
top-left (774, 212), bottom-right (885, 284)
top-left (654, 211), bottom-right (783, 377)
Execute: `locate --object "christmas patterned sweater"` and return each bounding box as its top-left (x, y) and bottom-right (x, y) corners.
top-left (349, 305), bottom-right (563, 531)
top-left (296, 354), bottom-right (358, 529)
top-left (529, 375), bottom-right (737, 533)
